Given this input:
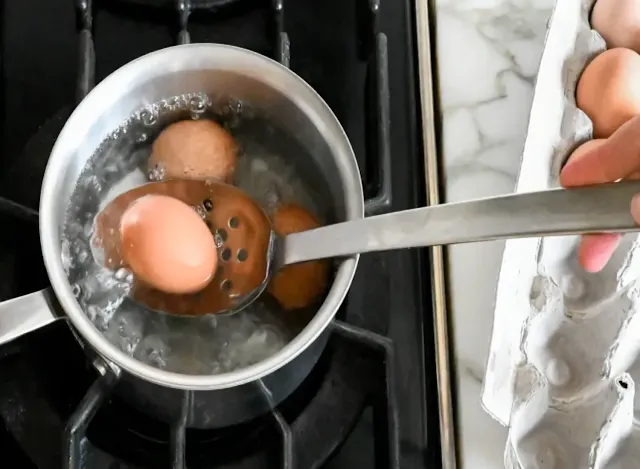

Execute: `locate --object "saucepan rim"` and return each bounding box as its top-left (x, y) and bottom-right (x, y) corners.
top-left (39, 44), bottom-right (364, 391)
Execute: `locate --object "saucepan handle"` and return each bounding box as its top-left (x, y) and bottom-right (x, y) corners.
top-left (0, 288), bottom-right (62, 347)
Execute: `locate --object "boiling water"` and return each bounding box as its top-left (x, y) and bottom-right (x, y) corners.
top-left (62, 93), bottom-right (325, 375)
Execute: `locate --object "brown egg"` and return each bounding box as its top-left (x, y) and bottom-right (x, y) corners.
top-left (149, 119), bottom-right (237, 182)
top-left (120, 194), bottom-right (217, 294)
top-left (591, 0), bottom-right (640, 53)
top-left (267, 204), bottom-right (330, 310)
top-left (577, 48), bottom-right (640, 138)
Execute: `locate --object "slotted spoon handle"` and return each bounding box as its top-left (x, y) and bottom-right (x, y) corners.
top-left (280, 182), bottom-right (640, 265)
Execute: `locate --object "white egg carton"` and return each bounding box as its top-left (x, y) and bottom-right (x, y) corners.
top-left (480, 0), bottom-right (640, 467)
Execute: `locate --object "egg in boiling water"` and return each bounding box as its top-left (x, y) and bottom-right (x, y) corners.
top-left (120, 194), bottom-right (217, 294)
top-left (267, 204), bottom-right (330, 310)
top-left (148, 119), bottom-right (238, 183)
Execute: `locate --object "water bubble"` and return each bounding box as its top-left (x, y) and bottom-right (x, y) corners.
top-left (190, 96), bottom-right (205, 109)
top-left (117, 327), bottom-right (139, 354)
top-left (146, 349), bottom-right (167, 369)
top-left (229, 98), bottom-right (242, 114)
top-left (89, 241), bottom-right (105, 266)
top-left (61, 240), bottom-right (73, 270)
top-left (95, 270), bottom-right (121, 290)
top-left (148, 164), bottom-right (165, 181)
top-left (161, 96), bottom-right (183, 112)
top-left (189, 95), bottom-right (206, 119)
top-left (78, 250), bottom-right (89, 264)
top-left (222, 98), bottom-right (243, 128)
top-left (136, 133), bottom-right (148, 143)
top-left (115, 269), bottom-right (133, 293)
top-left (140, 108), bottom-right (158, 127)
top-left (87, 305), bottom-right (99, 321)
top-left (194, 205), bottom-right (207, 220)
top-left (87, 175), bottom-right (102, 194)
top-left (214, 233), bottom-right (225, 248)
top-left (93, 299), bottom-right (121, 330)
top-left (84, 220), bottom-right (94, 238)
top-left (115, 268), bottom-right (129, 281)
top-left (101, 308), bottom-right (144, 355)
top-left (71, 284), bottom-right (82, 298)
top-left (135, 336), bottom-right (168, 369)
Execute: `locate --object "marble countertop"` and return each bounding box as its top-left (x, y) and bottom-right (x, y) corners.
top-left (434, 0), bottom-right (556, 466)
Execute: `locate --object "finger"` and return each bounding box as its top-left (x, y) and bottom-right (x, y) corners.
top-left (560, 139), bottom-right (606, 188)
top-left (561, 115), bottom-right (640, 187)
top-left (579, 191), bottom-right (640, 272)
top-left (632, 194), bottom-right (640, 224)
top-left (578, 233), bottom-right (622, 272)
top-left (560, 136), bottom-right (640, 272)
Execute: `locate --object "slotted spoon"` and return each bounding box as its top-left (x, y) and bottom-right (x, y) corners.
top-left (95, 179), bottom-right (640, 316)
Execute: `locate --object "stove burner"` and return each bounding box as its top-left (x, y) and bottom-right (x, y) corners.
top-left (0, 0), bottom-right (430, 464)
top-left (0, 318), bottom-right (397, 469)
top-left (69, 322), bottom-right (397, 469)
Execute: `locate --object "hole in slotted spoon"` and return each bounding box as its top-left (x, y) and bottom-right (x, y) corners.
top-left (221, 279), bottom-right (233, 291)
top-left (237, 248), bottom-right (248, 262)
top-left (221, 248), bottom-right (232, 262)
top-left (228, 216), bottom-right (240, 229)
top-left (215, 228), bottom-right (228, 244)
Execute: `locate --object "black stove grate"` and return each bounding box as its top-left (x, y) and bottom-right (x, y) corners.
top-left (0, 0), bottom-right (410, 467)
top-left (0, 0), bottom-right (450, 465)
top-left (61, 321), bottom-right (399, 469)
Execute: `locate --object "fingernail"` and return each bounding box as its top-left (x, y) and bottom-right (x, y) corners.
top-left (631, 193), bottom-right (640, 224)
top-left (578, 233), bottom-right (621, 272)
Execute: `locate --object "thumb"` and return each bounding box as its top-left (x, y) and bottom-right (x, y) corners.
top-left (561, 115), bottom-right (640, 187)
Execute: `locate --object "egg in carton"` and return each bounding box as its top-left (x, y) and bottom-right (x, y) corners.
top-left (480, 0), bottom-right (640, 467)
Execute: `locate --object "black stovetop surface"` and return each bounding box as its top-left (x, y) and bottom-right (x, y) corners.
top-left (0, 0), bottom-right (441, 467)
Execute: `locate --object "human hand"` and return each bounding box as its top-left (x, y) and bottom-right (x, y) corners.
top-left (560, 115), bottom-right (640, 272)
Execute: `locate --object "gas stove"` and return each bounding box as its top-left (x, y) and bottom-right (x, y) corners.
top-left (0, 0), bottom-right (443, 467)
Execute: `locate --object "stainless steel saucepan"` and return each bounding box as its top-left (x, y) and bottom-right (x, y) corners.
top-left (0, 43), bottom-right (367, 429)
top-left (0, 44), bottom-right (638, 429)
